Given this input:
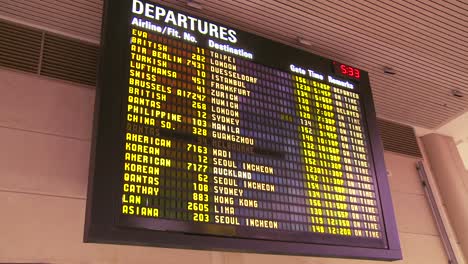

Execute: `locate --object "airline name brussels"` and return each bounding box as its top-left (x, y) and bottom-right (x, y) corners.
top-left (132, 0), bottom-right (238, 43)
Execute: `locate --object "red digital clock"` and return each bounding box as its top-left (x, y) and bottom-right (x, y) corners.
top-left (333, 61), bottom-right (361, 79)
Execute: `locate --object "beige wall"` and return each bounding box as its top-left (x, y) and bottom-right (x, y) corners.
top-left (421, 134), bottom-right (468, 261)
top-left (0, 68), bottom-right (448, 263)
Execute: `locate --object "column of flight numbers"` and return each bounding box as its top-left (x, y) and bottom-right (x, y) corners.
top-left (145, 36), bottom-right (209, 221)
top-left (121, 28), bottom-right (179, 219)
top-left (145, 35), bottom-right (210, 221)
top-left (185, 45), bottom-right (211, 223)
top-left (332, 87), bottom-right (381, 239)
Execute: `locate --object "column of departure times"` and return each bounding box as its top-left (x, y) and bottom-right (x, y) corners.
top-left (312, 80), bottom-right (353, 236)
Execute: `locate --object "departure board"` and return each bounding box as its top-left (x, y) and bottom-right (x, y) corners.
top-left (85, 0), bottom-right (401, 260)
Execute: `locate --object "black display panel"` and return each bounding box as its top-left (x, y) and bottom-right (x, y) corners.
top-left (85, 0), bottom-right (402, 260)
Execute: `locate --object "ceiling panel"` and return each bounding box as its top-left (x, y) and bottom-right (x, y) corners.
top-left (0, 0), bottom-right (467, 129)
top-left (0, 0), bottom-right (102, 43)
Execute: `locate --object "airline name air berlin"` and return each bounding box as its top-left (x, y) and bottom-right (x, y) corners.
top-left (132, 0), bottom-right (238, 43)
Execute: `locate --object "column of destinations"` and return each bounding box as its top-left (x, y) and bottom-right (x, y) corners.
top-left (209, 50), bottom-right (280, 229)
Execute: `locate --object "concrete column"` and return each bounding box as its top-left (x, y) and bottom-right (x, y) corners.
top-left (421, 133), bottom-right (468, 261)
